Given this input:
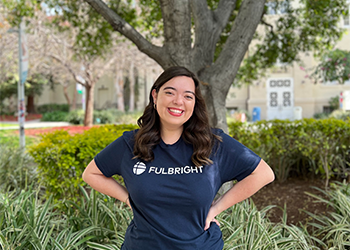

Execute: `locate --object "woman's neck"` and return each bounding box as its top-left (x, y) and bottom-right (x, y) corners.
top-left (160, 126), bottom-right (183, 145)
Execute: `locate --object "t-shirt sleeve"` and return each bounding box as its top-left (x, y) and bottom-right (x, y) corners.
top-left (94, 131), bottom-right (135, 177)
top-left (215, 129), bottom-right (261, 183)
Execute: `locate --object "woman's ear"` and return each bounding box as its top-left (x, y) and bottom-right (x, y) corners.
top-left (151, 89), bottom-right (157, 104)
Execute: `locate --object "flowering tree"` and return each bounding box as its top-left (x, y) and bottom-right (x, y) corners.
top-left (313, 49), bottom-right (350, 84)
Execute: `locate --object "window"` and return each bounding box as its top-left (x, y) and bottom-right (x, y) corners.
top-left (323, 106), bottom-right (333, 114)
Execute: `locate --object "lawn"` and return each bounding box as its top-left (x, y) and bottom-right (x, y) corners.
top-left (0, 123), bottom-right (17, 127)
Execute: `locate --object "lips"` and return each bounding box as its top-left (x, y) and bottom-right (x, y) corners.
top-left (168, 108), bottom-right (184, 116)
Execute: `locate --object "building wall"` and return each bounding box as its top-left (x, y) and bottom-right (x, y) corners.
top-left (36, 65), bottom-right (162, 111)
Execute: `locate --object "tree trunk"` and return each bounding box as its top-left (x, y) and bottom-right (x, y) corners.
top-left (84, 0), bottom-right (266, 131)
top-left (84, 82), bottom-right (95, 127)
top-left (26, 95), bottom-right (35, 114)
top-left (115, 63), bottom-right (125, 111)
top-left (72, 85), bottom-right (77, 111)
top-left (129, 61), bottom-right (135, 112)
top-left (62, 84), bottom-right (71, 110)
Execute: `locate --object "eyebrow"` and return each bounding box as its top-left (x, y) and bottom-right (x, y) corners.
top-left (163, 86), bottom-right (195, 96)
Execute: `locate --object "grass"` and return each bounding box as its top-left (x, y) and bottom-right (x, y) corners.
top-left (0, 123), bottom-right (17, 127)
top-left (0, 130), bottom-right (39, 148)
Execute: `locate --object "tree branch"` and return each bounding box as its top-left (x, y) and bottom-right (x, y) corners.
top-left (191, 0), bottom-right (236, 72)
top-left (208, 0), bottom-right (266, 88)
top-left (83, 0), bottom-right (169, 68)
top-left (160, 0), bottom-right (192, 66)
top-left (214, 0), bottom-right (237, 28)
top-left (261, 19), bottom-right (274, 33)
top-left (50, 54), bottom-right (84, 86)
top-left (95, 56), bottom-right (116, 82)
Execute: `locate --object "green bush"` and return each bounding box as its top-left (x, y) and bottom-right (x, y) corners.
top-left (313, 112), bottom-right (329, 119)
top-left (0, 143), bottom-right (38, 192)
top-left (28, 124), bottom-right (138, 203)
top-left (329, 109), bottom-right (350, 120)
top-left (94, 109), bottom-right (141, 125)
top-left (66, 109), bottom-right (85, 124)
top-left (37, 103), bottom-right (70, 113)
top-left (94, 110), bottom-right (115, 124)
top-left (66, 109), bottom-right (141, 125)
top-left (41, 111), bottom-right (69, 122)
top-left (228, 118), bottom-right (350, 183)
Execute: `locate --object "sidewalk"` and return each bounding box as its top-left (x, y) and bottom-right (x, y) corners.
top-left (0, 119), bottom-right (71, 130)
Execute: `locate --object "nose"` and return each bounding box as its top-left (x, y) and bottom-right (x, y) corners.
top-left (173, 94), bottom-right (184, 105)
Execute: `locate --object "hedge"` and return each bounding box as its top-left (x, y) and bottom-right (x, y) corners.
top-left (229, 118), bottom-right (350, 184)
top-left (29, 118), bottom-right (350, 203)
top-left (28, 124), bottom-right (138, 203)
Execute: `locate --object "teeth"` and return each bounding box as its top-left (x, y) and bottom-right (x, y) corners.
top-left (169, 109), bottom-right (182, 114)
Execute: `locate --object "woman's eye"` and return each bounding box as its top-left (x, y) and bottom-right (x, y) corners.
top-left (165, 91), bottom-right (173, 95)
top-left (185, 95), bottom-right (194, 100)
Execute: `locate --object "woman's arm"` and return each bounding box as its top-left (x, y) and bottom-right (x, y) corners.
top-left (204, 159), bottom-right (274, 230)
top-left (82, 159), bottom-right (131, 208)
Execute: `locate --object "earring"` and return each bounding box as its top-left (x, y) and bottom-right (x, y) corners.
top-left (153, 103), bottom-right (157, 110)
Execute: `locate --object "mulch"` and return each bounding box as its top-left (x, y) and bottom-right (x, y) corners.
top-left (251, 177), bottom-right (333, 225)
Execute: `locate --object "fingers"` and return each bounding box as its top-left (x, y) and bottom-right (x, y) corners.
top-left (204, 221), bottom-right (211, 231)
top-left (212, 218), bottom-right (220, 227)
top-left (204, 218), bottom-right (220, 231)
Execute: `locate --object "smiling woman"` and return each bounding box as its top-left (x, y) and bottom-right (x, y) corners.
top-left (82, 66), bottom-right (274, 250)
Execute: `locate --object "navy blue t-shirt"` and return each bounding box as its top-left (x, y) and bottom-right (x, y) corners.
top-left (94, 129), bottom-right (261, 250)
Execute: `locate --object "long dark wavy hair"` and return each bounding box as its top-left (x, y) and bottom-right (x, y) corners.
top-left (133, 66), bottom-right (221, 167)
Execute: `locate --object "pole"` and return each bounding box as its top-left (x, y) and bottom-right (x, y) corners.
top-left (18, 20), bottom-right (26, 149)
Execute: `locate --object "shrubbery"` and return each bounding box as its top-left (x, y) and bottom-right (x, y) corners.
top-left (64, 109), bottom-right (141, 124)
top-left (28, 124), bottom-right (138, 203)
top-left (29, 118), bottom-right (350, 204)
top-left (37, 103), bottom-right (70, 113)
top-left (41, 111), bottom-right (69, 122)
top-left (229, 118), bottom-right (350, 183)
top-left (0, 143), bottom-right (38, 192)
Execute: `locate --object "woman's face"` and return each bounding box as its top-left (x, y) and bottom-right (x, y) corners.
top-left (152, 76), bottom-right (196, 131)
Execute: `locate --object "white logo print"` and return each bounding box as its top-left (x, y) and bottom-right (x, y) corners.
top-left (133, 162), bottom-right (146, 175)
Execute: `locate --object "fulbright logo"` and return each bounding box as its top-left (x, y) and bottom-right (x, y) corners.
top-left (133, 162), bottom-right (147, 175)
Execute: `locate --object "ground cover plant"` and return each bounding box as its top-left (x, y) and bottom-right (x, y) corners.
top-left (1, 182), bottom-right (350, 249)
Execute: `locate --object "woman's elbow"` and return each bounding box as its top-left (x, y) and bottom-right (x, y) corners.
top-left (256, 159), bottom-right (275, 185)
top-left (82, 159), bottom-right (97, 183)
top-left (267, 165), bottom-right (275, 184)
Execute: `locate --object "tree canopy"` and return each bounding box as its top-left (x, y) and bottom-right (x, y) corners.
top-left (2, 0), bottom-right (348, 130)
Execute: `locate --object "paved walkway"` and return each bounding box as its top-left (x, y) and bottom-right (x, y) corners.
top-left (0, 120), bottom-right (71, 130)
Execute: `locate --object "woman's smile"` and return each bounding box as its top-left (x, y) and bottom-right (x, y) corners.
top-left (168, 108), bottom-right (184, 116)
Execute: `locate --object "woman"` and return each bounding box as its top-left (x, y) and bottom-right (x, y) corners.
top-left (82, 66), bottom-right (274, 250)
